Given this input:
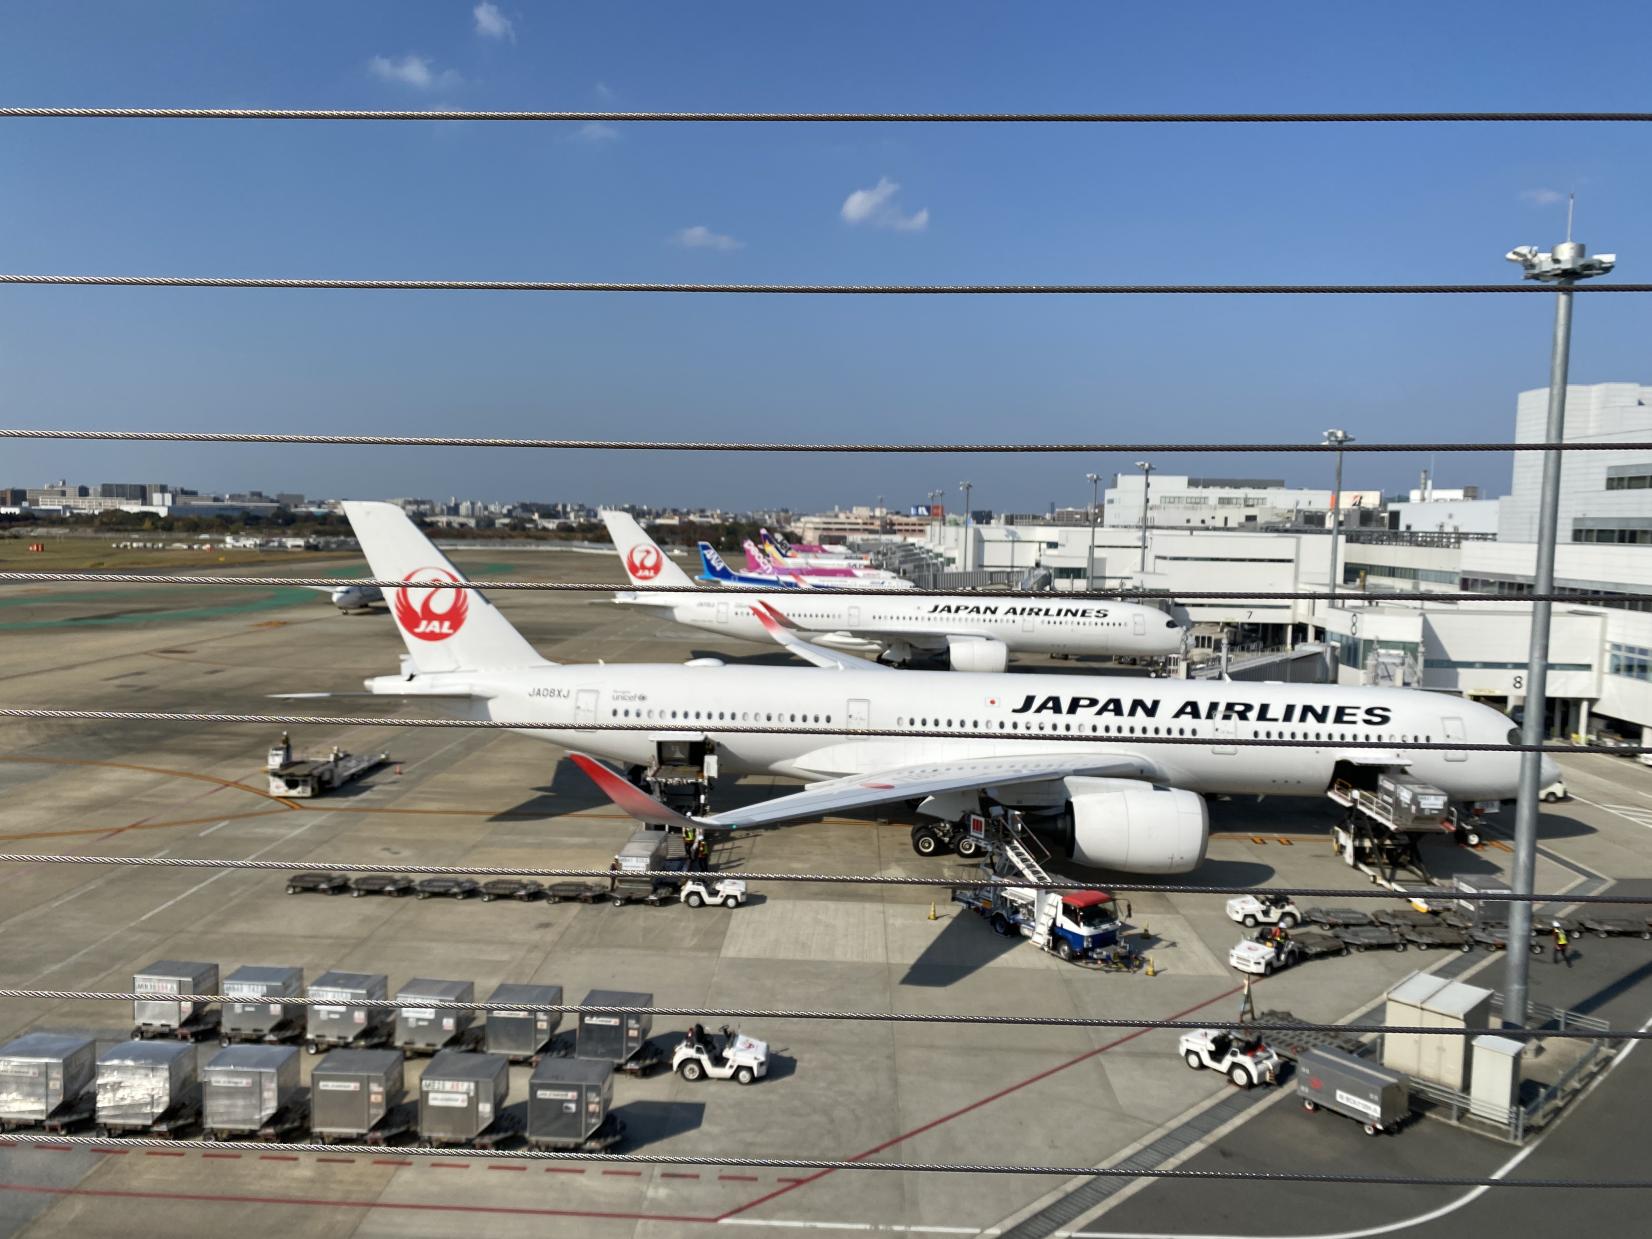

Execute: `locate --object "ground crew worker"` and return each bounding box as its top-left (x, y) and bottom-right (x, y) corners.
top-left (1553, 922), bottom-right (1571, 967)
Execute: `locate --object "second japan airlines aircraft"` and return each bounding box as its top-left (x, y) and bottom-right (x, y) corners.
top-left (607, 511), bottom-right (1182, 670)
top-left (341, 501), bottom-right (1543, 876)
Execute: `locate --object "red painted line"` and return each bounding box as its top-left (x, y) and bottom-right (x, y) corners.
top-left (601, 1169), bottom-right (643, 1177)
top-left (545, 1167), bottom-right (585, 1175)
top-left (316, 1157), bottom-right (355, 1164)
top-left (718, 1174), bottom-right (760, 1182)
top-left (144, 1150), bottom-right (186, 1158)
top-left (259, 1154), bottom-right (299, 1162)
top-left (201, 1153), bottom-right (242, 1160)
top-left (0, 1182), bottom-right (717, 1224)
top-left (776, 1177), bottom-right (808, 1184)
top-left (94, 1148), bottom-right (129, 1156)
top-left (719, 982), bottom-right (1244, 1221)
top-left (486, 1165), bottom-right (526, 1173)
top-left (428, 1163), bottom-right (469, 1171)
top-left (371, 1159), bottom-right (412, 1166)
top-left (661, 1172), bottom-right (701, 1180)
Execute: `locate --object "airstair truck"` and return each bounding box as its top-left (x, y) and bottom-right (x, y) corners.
top-left (952, 814), bottom-right (1128, 965)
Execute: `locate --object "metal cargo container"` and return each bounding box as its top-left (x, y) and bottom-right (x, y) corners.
top-left (417, 1050), bottom-right (509, 1143)
top-left (615, 829), bottom-right (667, 875)
top-left (132, 960), bottom-right (219, 1033)
top-left (310, 1049), bottom-right (406, 1139)
top-left (201, 1044), bottom-right (301, 1133)
top-left (222, 965), bottom-right (304, 1039)
top-left (0, 1032), bottom-right (97, 1123)
top-left (396, 979), bottom-right (476, 1052)
top-left (527, 1056), bottom-right (613, 1147)
top-left (1376, 774), bottom-right (1451, 830)
top-left (95, 1040), bottom-right (197, 1129)
top-left (484, 983), bottom-right (562, 1062)
top-left (576, 990), bottom-right (652, 1063)
top-left (307, 971), bottom-right (392, 1049)
top-left (1297, 1046), bottom-right (1409, 1134)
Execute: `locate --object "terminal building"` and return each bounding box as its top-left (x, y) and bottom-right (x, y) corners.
top-left (907, 383), bottom-right (1652, 749)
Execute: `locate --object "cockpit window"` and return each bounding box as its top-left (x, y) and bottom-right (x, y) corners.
top-left (1507, 727), bottom-right (1522, 745)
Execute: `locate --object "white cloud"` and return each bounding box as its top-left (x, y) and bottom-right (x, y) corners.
top-left (675, 225), bottom-right (744, 252)
top-left (573, 121), bottom-right (619, 143)
top-left (840, 176), bottom-right (929, 231)
top-left (594, 81), bottom-right (615, 100)
top-left (473, 3), bottom-right (515, 40)
top-left (368, 54), bottom-right (460, 90)
top-left (1520, 188), bottom-right (1566, 206)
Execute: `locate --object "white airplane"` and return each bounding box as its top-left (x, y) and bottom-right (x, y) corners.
top-left (341, 501), bottom-right (1543, 875)
top-left (306, 582), bottom-right (385, 613)
top-left (603, 511), bottom-right (1184, 671)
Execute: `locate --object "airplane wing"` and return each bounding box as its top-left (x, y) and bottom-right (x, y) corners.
top-left (569, 750), bottom-right (1147, 831)
top-left (749, 601), bottom-right (889, 671)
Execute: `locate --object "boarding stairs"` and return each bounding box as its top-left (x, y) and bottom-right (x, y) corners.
top-left (995, 821), bottom-right (1060, 948)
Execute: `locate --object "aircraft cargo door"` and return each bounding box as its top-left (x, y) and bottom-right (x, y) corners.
top-left (1211, 718), bottom-right (1237, 756)
top-left (576, 689), bottom-right (599, 726)
top-left (1441, 716), bottom-right (1467, 762)
top-left (848, 698), bottom-right (870, 731)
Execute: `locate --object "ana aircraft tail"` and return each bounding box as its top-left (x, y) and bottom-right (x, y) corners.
top-left (600, 510), bottom-right (696, 589)
top-left (698, 542), bottom-right (739, 582)
top-left (341, 501), bottom-right (551, 674)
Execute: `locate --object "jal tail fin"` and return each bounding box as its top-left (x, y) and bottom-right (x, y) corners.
top-left (340, 501), bottom-right (552, 674)
top-left (600, 510), bottom-right (696, 588)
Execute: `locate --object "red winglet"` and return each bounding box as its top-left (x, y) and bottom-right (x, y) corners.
top-left (750, 600), bottom-right (795, 633)
top-left (567, 754), bottom-right (697, 829)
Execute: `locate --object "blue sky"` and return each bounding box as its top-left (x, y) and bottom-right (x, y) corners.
top-left (2, 1), bottom-right (1649, 513)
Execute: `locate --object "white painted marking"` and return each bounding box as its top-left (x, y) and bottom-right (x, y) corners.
top-left (32, 818), bottom-right (321, 980)
top-left (1570, 794), bottom-right (1652, 831)
top-left (197, 818), bottom-right (233, 837)
top-left (1064, 1007), bottom-right (1652, 1239)
top-left (720, 1223), bottom-right (998, 1235)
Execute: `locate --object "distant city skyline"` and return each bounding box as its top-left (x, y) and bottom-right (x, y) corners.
top-left (2, 2), bottom-right (1646, 508)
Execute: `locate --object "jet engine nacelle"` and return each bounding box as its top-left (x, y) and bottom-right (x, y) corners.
top-left (1062, 777), bottom-right (1208, 874)
top-left (947, 636), bottom-right (1009, 673)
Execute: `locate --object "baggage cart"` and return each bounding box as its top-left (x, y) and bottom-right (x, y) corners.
top-left (1579, 915), bottom-right (1652, 940)
top-left (417, 1050), bottom-right (511, 1146)
top-left (1397, 923), bottom-right (1472, 952)
top-left (0, 1032), bottom-right (97, 1129)
top-left (1333, 925), bottom-right (1407, 953)
top-left (1305, 908), bottom-right (1373, 929)
top-left (201, 1044), bottom-right (304, 1140)
top-left (132, 960), bottom-right (220, 1041)
top-left (221, 965), bottom-right (305, 1045)
top-left (543, 881), bottom-right (604, 904)
top-left (1250, 1010), bottom-right (1369, 1062)
top-left (1291, 930), bottom-right (1348, 960)
top-left (95, 1040), bottom-right (199, 1135)
top-left (306, 971), bottom-right (393, 1053)
top-left (577, 990), bottom-right (659, 1073)
top-left (484, 983), bottom-right (563, 1063)
top-left (1297, 1046), bottom-right (1409, 1135)
top-left (527, 1057), bottom-right (623, 1150)
top-left (310, 1048), bottom-right (408, 1144)
top-left (397, 979), bottom-right (478, 1054)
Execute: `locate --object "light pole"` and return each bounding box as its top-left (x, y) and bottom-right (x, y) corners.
top-left (1323, 429), bottom-right (1354, 607)
top-left (959, 481), bottom-right (974, 571)
top-left (1502, 226), bottom-right (1615, 1029)
top-left (1085, 472), bottom-right (1100, 591)
top-left (1134, 462), bottom-right (1153, 575)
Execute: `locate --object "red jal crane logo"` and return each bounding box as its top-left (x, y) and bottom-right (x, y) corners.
top-left (626, 544), bottom-right (663, 581)
top-left (393, 568), bottom-right (469, 641)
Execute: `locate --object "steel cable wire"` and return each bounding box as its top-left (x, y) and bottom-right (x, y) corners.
top-left (0, 988), bottom-right (1631, 1040)
top-left (2, 429), bottom-right (1649, 452)
top-left (0, 570), bottom-right (1640, 606)
top-left (7, 107), bottom-right (1652, 123)
top-left (0, 854), bottom-right (1626, 904)
top-left (5, 274), bottom-right (1652, 295)
top-left (0, 708), bottom-right (1642, 755)
top-left (0, 1130), bottom-right (1642, 1187)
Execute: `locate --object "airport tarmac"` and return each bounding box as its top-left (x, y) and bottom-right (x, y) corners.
top-left (1, 549), bottom-right (1650, 1238)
